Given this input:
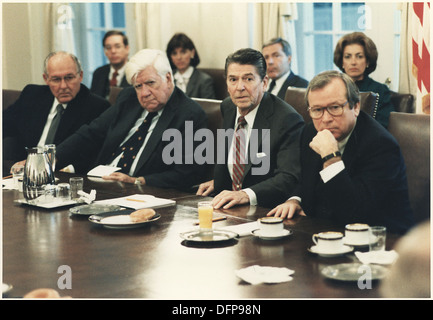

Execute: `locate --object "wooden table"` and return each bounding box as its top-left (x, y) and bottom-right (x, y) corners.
top-left (3, 172), bottom-right (400, 300)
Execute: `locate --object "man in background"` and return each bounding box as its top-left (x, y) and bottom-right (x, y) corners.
top-left (90, 30), bottom-right (130, 99)
top-left (262, 37), bottom-right (308, 100)
top-left (3, 51), bottom-right (110, 173)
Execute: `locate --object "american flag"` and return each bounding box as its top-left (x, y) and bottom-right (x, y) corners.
top-left (411, 2), bottom-right (430, 114)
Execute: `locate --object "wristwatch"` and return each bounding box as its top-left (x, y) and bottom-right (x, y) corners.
top-left (134, 177), bottom-right (144, 185)
top-left (322, 151), bottom-right (341, 163)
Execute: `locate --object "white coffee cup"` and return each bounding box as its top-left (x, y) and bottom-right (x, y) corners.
top-left (345, 223), bottom-right (369, 245)
top-left (312, 231), bottom-right (344, 252)
top-left (258, 217), bottom-right (284, 237)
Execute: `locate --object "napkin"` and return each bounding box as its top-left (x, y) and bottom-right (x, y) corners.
top-left (235, 265), bottom-right (295, 285)
top-left (221, 221), bottom-right (258, 237)
top-left (77, 190), bottom-right (96, 204)
top-left (2, 178), bottom-right (17, 190)
top-left (354, 250), bottom-right (399, 265)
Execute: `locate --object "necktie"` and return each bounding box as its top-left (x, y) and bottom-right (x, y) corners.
top-left (268, 80), bottom-right (276, 93)
top-left (110, 71), bottom-right (119, 87)
top-left (45, 104), bottom-right (64, 144)
top-left (232, 116), bottom-right (247, 191)
top-left (113, 112), bottom-right (158, 174)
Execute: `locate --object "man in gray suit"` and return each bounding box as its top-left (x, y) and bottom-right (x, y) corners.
top-left (197, 48), bottom-right (304, 208)
top-left (262, 37), bottom-right (309, 100)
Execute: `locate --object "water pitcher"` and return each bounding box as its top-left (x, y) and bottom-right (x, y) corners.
top-left (23, 147), bottom-right (55, 201)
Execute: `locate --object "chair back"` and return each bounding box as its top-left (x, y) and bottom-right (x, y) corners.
top-left (284, 87), bottom-right (378, 123)
top-left (2, 89), bottom-right (21, 110)
top-left (390, 91), bottom-right (415, 113)
top-left (388, 112), bottom-right (430, 223)
top-left (108, 86), bottom-right (123, 105)
top-left (192, 98), bottom-right (223, 181)
top-left (197, 68), bottom-right (228, 101)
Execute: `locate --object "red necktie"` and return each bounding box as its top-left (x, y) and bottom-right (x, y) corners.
top-left (232, 116), bottom-right (247, 191)
top-left (110, 71), bottom-right (118, 87)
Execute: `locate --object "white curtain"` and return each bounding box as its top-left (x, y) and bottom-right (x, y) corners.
top-left (253, 3), bottom-right (299, 73)
top-left (134, 3), bottom-right (162, 51)
top-left (398, 3), bottom-right (430, 114)
top-left (46, 3), bottom-right (77, 54)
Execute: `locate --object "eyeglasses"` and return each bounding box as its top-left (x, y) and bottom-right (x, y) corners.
top-left (308, 101), bottom-right (349, 119)
top-left (47, 73), bottom-right (79, 85)
top-left (104, 44), bottom-right (125, 51)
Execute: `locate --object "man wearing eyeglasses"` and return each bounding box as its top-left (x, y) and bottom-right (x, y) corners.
top-left (268, 70), bottom-right (414, 234)
top-left (90, 30), bottom-right (130, 99)
top-left (3, 51), bottom-right (110, 172)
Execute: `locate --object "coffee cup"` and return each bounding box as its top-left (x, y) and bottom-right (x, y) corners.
top-left (345, 223), bottom-right (369, 245)
top-left (258, 217), bottom-right (284, 237)
top-left (312, 231), bottom-right (344, 252)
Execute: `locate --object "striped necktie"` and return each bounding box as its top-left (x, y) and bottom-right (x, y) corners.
top-left (110, 71), bottom-right (119, 87)
top-left (232, 116), bottom-right (247, 191)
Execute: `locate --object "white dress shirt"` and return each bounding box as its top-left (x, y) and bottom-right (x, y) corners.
top-left (173, 66), bottom-right (194, 92)
top-left (37, 98), bottom-right (66, 147)
top-left (109, 64), bottom-right (126, 86)
top-left (268, 70), bottom-right (291, 95)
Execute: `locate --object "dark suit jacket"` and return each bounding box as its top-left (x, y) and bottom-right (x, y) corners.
top-left (3, 84), bottom-right (110, 163)
top-left (90, 64), bottom-right (130, 98)
top-left (276, 72), bottom-right (309, 100)
top-left (213, 93), bottom-right (304, 208)
top-left (296, 111), bottom-right (414, 234)
top-left (56, 87), bottom-right (208, 190)
top-left (175, 68), bottom-right (216, 99)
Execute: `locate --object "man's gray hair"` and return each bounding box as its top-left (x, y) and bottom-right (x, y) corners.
top-left (125, 49), bottom-right (174, 85)
top-left (43, 51), bottom-right (82, 75)
top-left (305, 70), bottom-right (360, 109)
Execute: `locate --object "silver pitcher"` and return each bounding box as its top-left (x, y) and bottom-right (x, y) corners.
top-left (23, 147), bottom-right (55, 201)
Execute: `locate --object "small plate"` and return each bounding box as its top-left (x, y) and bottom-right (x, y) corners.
top-left (308, 245), bottom-right (354, 257)
top-left (88, 210), bottom-right (160, 229)
top-left (251, 229), bottom-right (292, 240)
top-left (70, 203), bottom-right (122, 216)
top-left (321, 263), bottom-right (388, 282)
top-left (2, 283), bottom-right (13, 295)
top-left (180, 229), bottom-right (238, 243)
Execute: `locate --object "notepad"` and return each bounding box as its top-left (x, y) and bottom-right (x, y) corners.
top-left (87, 165), bottom-right (121, 177)
top-left (95, 194), bottom-right (176, 210)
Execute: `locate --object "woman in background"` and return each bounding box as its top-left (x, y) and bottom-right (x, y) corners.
top-left (166, 33), bottom-right (216, 99)
top-left (334, 32), bottom-right (394, 128)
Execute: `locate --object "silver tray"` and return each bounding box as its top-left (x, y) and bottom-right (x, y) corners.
top-left (180, 229), bottom-right (238, 242)
top-left (70, 203), bottom-right (121, 216)
top-left (321, 263), bottom-right (388, 281)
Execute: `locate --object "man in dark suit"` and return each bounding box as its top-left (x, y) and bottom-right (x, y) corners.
top-left (268, 70), bottom-right (414, 234)
top-left (196, 48), bottom-right (304, 208)
top-left (262, 37), bottom-right (309, 100)
top-left (56, 49), bottom-right (207, 190)
top-left (90, 30), bottom-right (130, 99)
top-left (3, 51), bottom-right (110, 171)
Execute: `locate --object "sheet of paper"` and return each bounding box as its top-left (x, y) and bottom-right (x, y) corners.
top-left (221, 221), bottom-right (258, 237)
top-left (95, 194), bottom-right (176, 210)
top-left (87, 165), bottom-right (121, 177)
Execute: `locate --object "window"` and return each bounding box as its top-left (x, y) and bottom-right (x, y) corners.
top-left (70, 3), bottom-right (130, 87)
top-left (294, 2), bottom-right (366, 80)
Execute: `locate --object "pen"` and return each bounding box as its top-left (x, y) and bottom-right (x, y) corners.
top-left (126, 198), bottom-right (147, 203)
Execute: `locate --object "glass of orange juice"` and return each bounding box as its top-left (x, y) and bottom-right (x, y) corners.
top-left (198, 201), bottom-right (213, 233)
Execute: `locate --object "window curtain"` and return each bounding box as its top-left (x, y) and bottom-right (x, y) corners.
top-left (134, 3), bottom-right (162, 51)
top-left (398, 3), bottom-right (430, 114)
top-left (46, 3), bottom-right (77, 54)
top-left (253, 3), bottom-right (299, 73)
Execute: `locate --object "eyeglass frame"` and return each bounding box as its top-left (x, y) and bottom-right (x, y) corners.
top-left (307, 101), bottom-right (349, 119)
top-left (46, 72), bottom-right (81, 85)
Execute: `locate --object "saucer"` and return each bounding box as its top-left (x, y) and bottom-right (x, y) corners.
top-left (251, 229), bottom-right (292, 240)
top-left (308, 245), bottom-right (354, 257)
top-left (343, 237), bottom-right (371, 247)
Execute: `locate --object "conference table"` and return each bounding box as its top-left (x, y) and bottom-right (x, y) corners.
top-left (3, 172), bottom-right (401, 300)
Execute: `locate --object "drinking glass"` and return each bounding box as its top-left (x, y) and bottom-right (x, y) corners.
top-left (369, 226), bottom-right (387, 251)
top-left (198, 201), bottom-right (213, 233)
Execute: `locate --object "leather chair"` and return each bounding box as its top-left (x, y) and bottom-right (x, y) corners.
top-left (192, 97), bottom-right (223, 181)
top-left (388, 112), bottom-right (430, 223)
top-left (108, 86), bottom-right (124, 105)
top-left (2, 89), bottom-right (21, 110)
top-left (197, 68), bottom-right (228, 101)
top-left (390, 91), bottom-right (415, 113)
top-left (284, 87), bottom-right (378, 123)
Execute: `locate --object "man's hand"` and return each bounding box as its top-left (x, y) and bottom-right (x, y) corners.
top-left (196, 180), bottom-right (214, 196)
top-left (102, 172), bottom-right (136, 184)
top-left (212, 190), bottom-right (250, 209)
top-left (267, 199), bottom-right (306, 219)
top-left (309, 129), bottom-right (339, 158)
